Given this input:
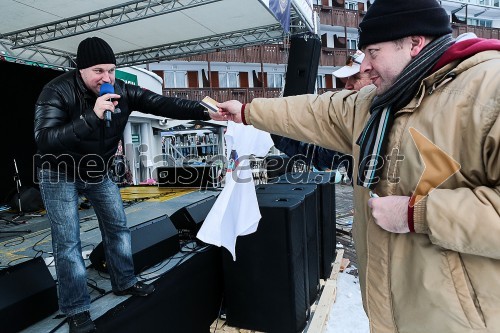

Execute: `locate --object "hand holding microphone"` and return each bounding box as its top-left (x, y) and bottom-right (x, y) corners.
top-left (98, 83), bottom-right (119, 128)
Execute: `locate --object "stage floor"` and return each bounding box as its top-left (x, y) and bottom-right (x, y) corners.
top-left (0, 183), bottom-right (355, 333)
top-left (0, 186), bottom-right (221, 333)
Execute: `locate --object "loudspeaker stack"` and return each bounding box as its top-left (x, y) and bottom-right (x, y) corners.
top-left (222, 194), bottom-right (309, 333)
top-left (0, 257), bottom-right (58, 333)
top-left (169, 195), bottom-right (217, 242)
top-left (255, 183), bottom-right (320, 305)
top-left (90, 214), bottom-right (180, 274)
top-left (278, 171), bottom-right (337, 279)
top-left (283, 34), bottom-right (322, 97)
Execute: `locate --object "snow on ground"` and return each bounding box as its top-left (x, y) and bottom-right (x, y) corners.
top-left (325, 268), bottom-right (369, 333)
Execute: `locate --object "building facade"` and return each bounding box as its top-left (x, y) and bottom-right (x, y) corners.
top-left (146, 0), bottom-right (500, 98)
top-left (130, 0), bottom-right (500, 184)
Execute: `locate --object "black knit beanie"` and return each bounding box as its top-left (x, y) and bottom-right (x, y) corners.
top-left (76, 37), bottom-right (116, 69)
top-left (358, 0), bottom-right (452, 49)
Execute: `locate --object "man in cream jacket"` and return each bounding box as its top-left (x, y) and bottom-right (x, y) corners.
top-left (217, 0), bottom-right (500, 332)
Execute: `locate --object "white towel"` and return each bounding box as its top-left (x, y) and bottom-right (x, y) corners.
top-left (197, 122), bottom-right (274, 260)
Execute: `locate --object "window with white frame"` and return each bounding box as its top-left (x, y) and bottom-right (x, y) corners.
top-left (316, 75), bottom-right (324, 89)
top-left (219, 72), bottom-right (239, 88)
top-left (457, 16), bottom-right (493, 27)
top-left (345, 1), bottom-right (357, 10)
top-left (348, 38), bottom-right (358, 50)
top-left (268, 73), bottom-right (284, 88)
top-left (164, 71), bottom-right (187, 88)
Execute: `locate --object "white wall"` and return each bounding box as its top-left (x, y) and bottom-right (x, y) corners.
top-left (117, 66), bottom-right (164, 184)
top-left (118, 66), bottom-right (163, 94)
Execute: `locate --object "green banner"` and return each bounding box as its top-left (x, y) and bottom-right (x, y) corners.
top-left (116, 70), bottom-right (138, 85)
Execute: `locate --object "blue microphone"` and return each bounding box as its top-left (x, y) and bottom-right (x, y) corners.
top-left (99, 83), bottom-right (114, 128)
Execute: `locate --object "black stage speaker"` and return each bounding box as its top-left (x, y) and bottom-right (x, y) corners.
top-left (7, 186), bottom-right (44, 212)
top-left (0, 257), bottom-right (58, 333)
top-left (222, 195), bottom-right (309, 333)
top-left (255, 184), bottom-right (320, 305)
top-left (156, 165), bottom-right (218, 189)
top-left (264, 154), bottom-right (291, 181)
top-left (169, 195), bottom-right (217, 237)
top-left (283, 33), bottom-right (321, 97)
top-left (90, 215), bottom-right (179, 274)
top-left (278, 172), bottom-right (336, 279)
top-left (95, 246), bottom-right (223, 333)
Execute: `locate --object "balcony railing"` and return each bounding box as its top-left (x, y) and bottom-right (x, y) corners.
top-left (319, 48), bottom-right (357, 66)
top-left (451, 23), bottom-right (500, 39)
top-left (163, 87), bottom-right (342, 103)
top-left (318, 8), bottom-right (360, 28)
top-left (163, 88), bottom-right (283, 104)
top-left (173, 43), bottom-right (354, 67)
top-left (167, 13), bottom-right (500, 69)
top-left (175, 44), bottom-right (289, 64)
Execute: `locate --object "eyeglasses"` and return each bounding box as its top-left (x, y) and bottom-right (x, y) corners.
top-left (345, 53), bottom-right (363, 67)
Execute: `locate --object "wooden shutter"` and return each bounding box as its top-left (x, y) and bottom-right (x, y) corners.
top-left (187, 71), bottom-right (199, 88)
top-left (239, 72), bottom-right (249, 88)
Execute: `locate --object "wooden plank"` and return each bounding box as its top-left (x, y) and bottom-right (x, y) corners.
top-left (211, 318), bottom-right (264, 332)
top-left (306, 249), bottom-right (344, 333)
top-left (340, 258), bottom-right (350, 272)
top-left (212, 249), bottom-right (347, 333)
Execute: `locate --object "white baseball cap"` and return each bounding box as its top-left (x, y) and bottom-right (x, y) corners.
top-left (332, 50), bottom-right (365, 78)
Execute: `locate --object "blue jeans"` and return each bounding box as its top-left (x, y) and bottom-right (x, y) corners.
top-left (38, 169), bottom-right (137, 316)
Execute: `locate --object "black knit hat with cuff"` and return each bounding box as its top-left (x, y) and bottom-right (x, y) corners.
top-left (76, 37), bottom-right (116, 69)
top-left (358, 0), bottom-right (452, 50)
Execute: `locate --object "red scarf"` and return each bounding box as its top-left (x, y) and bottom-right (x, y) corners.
top-left (433, 37), bottom-right (500, 71)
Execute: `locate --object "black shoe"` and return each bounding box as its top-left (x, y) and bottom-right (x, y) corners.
top-left (114, 281), bottom-right (155, 297)
top-left (67, 311), bottom-right (96, 333)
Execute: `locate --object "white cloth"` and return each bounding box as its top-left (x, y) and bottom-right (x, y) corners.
top-left (197, 122), bottom-right (273, 260)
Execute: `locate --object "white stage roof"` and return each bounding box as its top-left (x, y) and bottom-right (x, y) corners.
top-left (0, 0), bottom-right (316, 69)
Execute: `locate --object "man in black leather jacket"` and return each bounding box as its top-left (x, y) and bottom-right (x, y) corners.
top-left (34, 37), bottom-right (223, 333)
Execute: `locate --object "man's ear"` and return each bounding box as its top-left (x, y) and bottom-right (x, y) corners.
top-left (409, 36), bottom-right (427, 57)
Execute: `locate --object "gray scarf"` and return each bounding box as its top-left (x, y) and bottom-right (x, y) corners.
top-left (356, 34), bottom-right (455, 189)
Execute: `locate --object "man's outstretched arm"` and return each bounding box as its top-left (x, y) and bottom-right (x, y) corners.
top-left (217, 100), bottom-right (243, 123)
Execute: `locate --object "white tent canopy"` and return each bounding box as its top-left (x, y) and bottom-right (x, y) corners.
top-left (0, 0), bottom-right (315, 69)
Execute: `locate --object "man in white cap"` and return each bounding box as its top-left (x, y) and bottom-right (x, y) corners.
top-left (271, 50), bottom-right (372, 181)
top-left (332, 50), bottom-right (372, 90)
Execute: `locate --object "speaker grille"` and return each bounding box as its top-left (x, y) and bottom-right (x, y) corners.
top-left (223, 195), bottom-right (309, 333)
top-left (90, 215), bottom-right (180, 274)
top-left (0, 257), bottom-right (58, 333)
top-left (169, 195), bottom-right (217, 233)
top-left (277, 172), bottom-right (337, 279)
top-left (283, 34), bottom-right (321, 97)
top-left (256, 184), bottom-right (320, 305)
